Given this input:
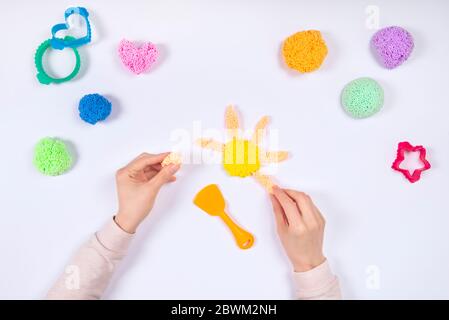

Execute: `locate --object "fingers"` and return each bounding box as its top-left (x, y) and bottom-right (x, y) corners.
top-left (148, 164), bottom-right (181, 192)
top-left (272, 186), bottom-right (303, 228)
top-left (285, 189), bottom-right (325, 229)
top-left (127, 152), bottom-right (170, 172)
top-left (145, 163), bottom-right (162, 172)
top-left (270, 195), bottom-right (288, 230)
top-left (313, 206), bottom-right (326, 227)
top-left (144, 169), bottom-right (158, 181)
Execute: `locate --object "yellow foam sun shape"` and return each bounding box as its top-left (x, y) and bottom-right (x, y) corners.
top-left (197, 106), bottom-right (289, 193)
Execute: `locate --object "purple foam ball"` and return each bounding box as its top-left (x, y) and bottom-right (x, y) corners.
top-left (371, 26), bottom-right (414, 69)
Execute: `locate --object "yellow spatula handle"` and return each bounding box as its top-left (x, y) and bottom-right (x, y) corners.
top-left (220, 212), bottom-right (254, 249)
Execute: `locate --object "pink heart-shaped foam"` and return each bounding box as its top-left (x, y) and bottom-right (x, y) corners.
top-left (118, 39), bottom-right (159, 75)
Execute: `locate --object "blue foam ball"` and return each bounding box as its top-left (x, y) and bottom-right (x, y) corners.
top-left (79, 94), bottom-right (112, 125)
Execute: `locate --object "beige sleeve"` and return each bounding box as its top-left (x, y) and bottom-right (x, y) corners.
top-left (46, 219), bottom-right (133, 300)
top-left (293, 260), bottom-right (342, 300)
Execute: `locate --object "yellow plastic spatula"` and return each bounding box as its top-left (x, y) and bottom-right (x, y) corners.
top-left (194, 184), bottom-right (254, 249)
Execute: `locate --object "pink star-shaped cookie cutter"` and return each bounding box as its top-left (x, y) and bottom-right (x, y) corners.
top-left (391, 141), bottom-right (431, 183)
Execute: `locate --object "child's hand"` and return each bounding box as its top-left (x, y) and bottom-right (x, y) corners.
top-left (115, 153), bottom-right (180, 233)
top-left (271, 187), bottom-right (326, 272)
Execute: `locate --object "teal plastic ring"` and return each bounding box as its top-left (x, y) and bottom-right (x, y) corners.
top-left (34, 36), bottom-right (81, 85)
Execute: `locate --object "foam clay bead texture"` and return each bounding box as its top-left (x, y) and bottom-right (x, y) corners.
top-left (79, 94), bottom-right (112, 125)
top-left (34, 138), bottom-right (73, 176)
top-left (371, 26), bottom-right (414, 69)
top-left (341, 77), bottom-right (384, 119)
top-left (282, 30), bottom-right (328, 73)
top-left (162, 153), bottom-right (182, 167)
top-left (118, 39), bottom-right (159, 75)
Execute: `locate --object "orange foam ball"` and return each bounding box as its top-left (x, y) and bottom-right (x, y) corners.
top-left (282, 30), bottom-right (328, 73)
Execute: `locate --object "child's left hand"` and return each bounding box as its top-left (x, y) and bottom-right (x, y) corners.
top-left (115, 153), bottom-right (180, 233)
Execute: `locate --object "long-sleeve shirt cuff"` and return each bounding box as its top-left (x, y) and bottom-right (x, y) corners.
top-left (95, 218), bottom-right (134, 255)
top-left (293, 260), bottom-right (341, 300)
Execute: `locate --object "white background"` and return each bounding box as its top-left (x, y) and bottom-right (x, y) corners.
top-left (1, 0), bottom-right (448, 299)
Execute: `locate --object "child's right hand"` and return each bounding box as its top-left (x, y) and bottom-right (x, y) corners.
top-left (271, 187), bottom-right (326, 272)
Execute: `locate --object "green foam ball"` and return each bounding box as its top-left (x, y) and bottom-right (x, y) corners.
top-left (33, 138), bottom-right (73, 176)
top-left (341, 77), bottom-right (384, 119)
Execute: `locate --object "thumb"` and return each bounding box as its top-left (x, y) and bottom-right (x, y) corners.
top-left (149, 164), bottom-right (180, 191)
